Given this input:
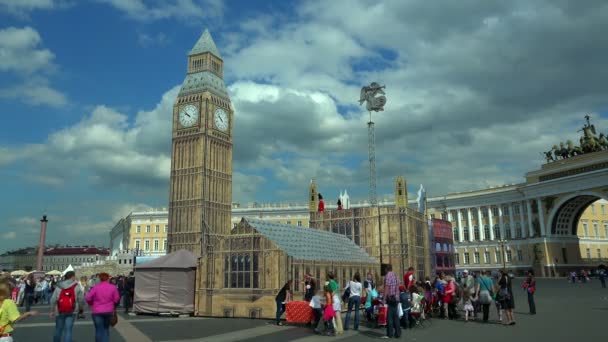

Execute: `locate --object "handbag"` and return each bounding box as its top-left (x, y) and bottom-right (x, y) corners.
top-left (478, 278), bottom-right (493, 305)
top-left (110, 311), bottom-right (118, 327)
top-left (398, 302), bottom-right (403, 318)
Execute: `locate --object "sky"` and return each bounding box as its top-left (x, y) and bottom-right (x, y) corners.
top-left (0, 0), bottom-right (607, 253)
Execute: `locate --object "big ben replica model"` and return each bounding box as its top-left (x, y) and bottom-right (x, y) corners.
top-left (167, 29), bottom-right (233, 256)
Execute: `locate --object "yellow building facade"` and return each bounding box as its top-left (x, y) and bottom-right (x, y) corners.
top-left (109, 209), bottom-right (168, 257)
top-left (577, 199), bottom-right (608, 262)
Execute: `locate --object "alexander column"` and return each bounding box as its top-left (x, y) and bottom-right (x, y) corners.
top-left (36, 215), bottom-right (48, 271)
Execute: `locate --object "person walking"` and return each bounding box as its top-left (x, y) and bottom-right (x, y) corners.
top-left (23, 274), bottom-right (36, 312)
top-left (461, 270), bottom-right (477, 318)
top-left (86, 273), bottom-right (120, 342)
top-left (124, 272), bottom-right (135, 314)
top-left (442, 275), bottom-right (456, 319)
top-left (344, 272), bottom-right (362, 331)
top-left (599, 267), bottom-right (606, 288)
top-left (274, 280), bottom-right (292, 326)
top-left (477, 270), bottom-right (494, 323)
top-left (382, 264), bottom-right (401, 339)
top-left (524, 269), bottom-right (536, 315)
top-left (0, 283), bottom-right (38, 340)
top-left (51, 271), bottom-right (85, 342)
top-left (498, 270), bottom-right (515, 325)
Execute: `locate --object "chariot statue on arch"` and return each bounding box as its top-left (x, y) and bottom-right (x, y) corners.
top-left (359, 82), bottom-right (387, 112)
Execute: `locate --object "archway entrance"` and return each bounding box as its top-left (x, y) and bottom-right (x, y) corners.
top-left (550, 194), bottom-right (604, 236)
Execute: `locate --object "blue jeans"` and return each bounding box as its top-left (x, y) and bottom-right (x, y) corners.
top-left (53, 313), bottom-right (75, 342)
top-left (275, 300), bottom-right (285, 324)
top-left (24, 293), bottom-right (34, 312)
top-left (92, 313), bottom-right (113, 342)
top-left (344, 296), bottom-right (361, 330)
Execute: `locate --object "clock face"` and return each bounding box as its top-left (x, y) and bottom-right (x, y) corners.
top-left (178, 104), bottom-right (199, 128)
top-left (214, 108), bottom-right (229, 132)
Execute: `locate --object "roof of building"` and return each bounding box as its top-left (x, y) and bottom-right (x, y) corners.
top-left (44, 247), bottom-right (109, 256)
top-left (135, 249), bottom-right (196, 269)
top-left (178, 70), bottom-right (228, 98)
top-left (242, 218), bottom-right (378, 264)
top-left (189, 29), bottom-right (221, 58)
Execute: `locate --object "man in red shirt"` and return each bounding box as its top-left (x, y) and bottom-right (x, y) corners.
top-left (403, 267), bottom-right (415, 289)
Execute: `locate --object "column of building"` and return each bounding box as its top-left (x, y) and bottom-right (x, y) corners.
top-left (519, 201), bottom-right (527, 239)
top-left (467, 208), bottom-right (474, 242)
top-left (509, 203), bottom-right (516, 239)
top-left (457, 210), bottom-right (464, 242)
top-left (526, 199), bottom-right (535, 237)
top-left (498, 206), bottom-right (505, 240)
top-left (477, 207), bottom-right (485, 241)
top-left (488, 206), bottom-right (495, 240)
top-left (537, 197), bottom-right (546, 237)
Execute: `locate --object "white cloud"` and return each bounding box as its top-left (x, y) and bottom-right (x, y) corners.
top-left (0, 86), bottom-right (179, 190)
top-left (1, 232), bottom-right (17, 240)
top-left (0, 77), bottom-right (67, 107)
top-left (0, 0), bottom-right (64, 17)
top-left (138, 32), bottom-right (169, 47)
top-left (0, 26), bottom-right (67, 107)
top-left (0, 26), bottom-right (55, 74)
top-left (219, 0), bottom-right (608, 202)
top-left (98, 0), bottom-right (223, 21)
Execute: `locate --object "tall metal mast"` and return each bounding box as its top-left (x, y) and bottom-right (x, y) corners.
top-left (359, 82), bottom-right (386, 207)
top-left (367, 111), bottom-right (378, 207)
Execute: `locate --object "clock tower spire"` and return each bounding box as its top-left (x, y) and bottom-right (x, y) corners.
top-left (167, 28), bottom-right (233, 256)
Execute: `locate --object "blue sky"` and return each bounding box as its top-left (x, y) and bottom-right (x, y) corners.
top-left (1, 0), bottom-right (607, 253)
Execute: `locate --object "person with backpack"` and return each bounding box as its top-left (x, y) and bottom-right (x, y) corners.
top-left (50, 271), bottom-right (85, 342)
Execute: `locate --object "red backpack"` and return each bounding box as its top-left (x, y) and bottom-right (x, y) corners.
top-left (57, 284), bottom-right (77, 313)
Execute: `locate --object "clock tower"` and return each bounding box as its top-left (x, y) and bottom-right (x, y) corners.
top-left (167, 29), bottom-right (233, 256)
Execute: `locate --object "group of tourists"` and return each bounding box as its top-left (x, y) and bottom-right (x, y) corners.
top-left (0, 270), bottom-right (134, 342)
top-left (275, 266), bottom-right (538, 338)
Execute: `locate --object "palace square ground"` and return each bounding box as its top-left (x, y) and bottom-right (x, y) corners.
top-left (12, 278), bottom-right (608, 341)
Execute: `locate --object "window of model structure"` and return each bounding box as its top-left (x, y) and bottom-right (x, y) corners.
top-left (294, 265), bottom-right (300, 292)
top-left (483, 225), bottom-right (490, 240)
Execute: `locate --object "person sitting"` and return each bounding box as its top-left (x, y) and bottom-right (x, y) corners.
top-left (365, 283), bottom-right (378, 322)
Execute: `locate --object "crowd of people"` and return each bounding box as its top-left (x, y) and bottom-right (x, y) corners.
top-left (275, 266), bottom-right (539, 338)
top-left (0, 270), bottom-right (135, 342)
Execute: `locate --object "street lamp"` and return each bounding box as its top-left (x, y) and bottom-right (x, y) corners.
top-left (497, 239), bottom-right (508, 271)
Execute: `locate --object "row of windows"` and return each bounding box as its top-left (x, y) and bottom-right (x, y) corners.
top-left (589, 204), bottom-right (606, 216)
top-left (452, 224), bottom-right (522, 241)
top-left (440, 203), bottom-right (607, 222)
top-left (135, 225), bottom-right (168, 234)
top-left (581, 222), bottom-right (608, 238)
top-left (134, 239), bottom-right (167, 251)
top-left (224, 254), bottom-right (259, 289)
top-left (456, 249), bottom-right (523, 265)
top-left (585, 248), bottom-right (603, 259)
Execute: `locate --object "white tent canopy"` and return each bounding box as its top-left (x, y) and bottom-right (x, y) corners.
top-left (62, 264), bottom-right (74, 277)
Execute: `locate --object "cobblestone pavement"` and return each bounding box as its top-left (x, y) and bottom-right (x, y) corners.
top-left (12, 278), bottom-right (608, 341)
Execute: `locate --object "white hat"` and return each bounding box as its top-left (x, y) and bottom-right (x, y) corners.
top-left (463, 269), bottom-right (469, 273)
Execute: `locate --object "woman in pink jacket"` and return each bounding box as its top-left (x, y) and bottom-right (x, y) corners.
top-left (86, 273), bottom-right (119, 342)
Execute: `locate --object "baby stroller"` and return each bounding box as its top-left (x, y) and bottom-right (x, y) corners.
top-left (409, 299), bottom-right (430, 328)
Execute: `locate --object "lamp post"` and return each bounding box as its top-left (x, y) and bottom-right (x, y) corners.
top-left (498, 239), bottom-right (508, 271)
